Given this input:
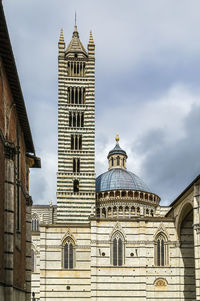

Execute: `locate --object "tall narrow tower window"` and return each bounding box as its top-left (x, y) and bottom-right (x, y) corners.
top-left (81, 112), bottom-right (84, 127)
top-left (73, 158), bottom-right (80, 173)
top-left (73, 179), bottom-right (79, 193)
top-left (71, 135), bottom-right (82, 150)
top-left (68, 62), bottom-right (85, 77)
top-left (69, 112), bottom-right (84, 128)
top-left (77, 158), bottom-right (80, 172)
top-left (68, 87), bottom-right (85, 104)
top-left (69, 112), bottom-right (72, 127)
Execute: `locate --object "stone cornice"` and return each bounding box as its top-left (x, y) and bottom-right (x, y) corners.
top-left (89, 216), bottom-right (175, 222)
top-left (0, 129), bottom-right (17, 160)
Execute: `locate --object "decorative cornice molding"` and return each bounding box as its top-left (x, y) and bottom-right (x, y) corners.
top-left (0, 129), bottom-right (17, 160)
top-left (25, 193), bottom-right (33, 206)
top-left (4, 140), bottom-right (16, 160)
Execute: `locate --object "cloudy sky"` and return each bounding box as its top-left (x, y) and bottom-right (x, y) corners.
top-left (3, 0), bottom-right (200, 205)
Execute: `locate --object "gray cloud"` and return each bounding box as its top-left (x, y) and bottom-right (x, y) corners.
top-left (135, 104), bottom-right (200, 204)
top-left (3, 0), bottom-right (200, 205)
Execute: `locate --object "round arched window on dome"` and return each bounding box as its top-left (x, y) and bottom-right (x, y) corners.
top-left (125, 206), bottom-right (129, 217)
top-left (121, 191), bottom-right (126, 197)
top-left (108, 207), bottom-right (112, 217)
top-left (113, 206), bottom-right (117, 217)
top-left (116, 191), bottom-right (120, 197)
top-left (102, 208), bottom-right (106, 218)
top-left (128, 191), bottom-right (133, 198)
top-left (96, 208), bottom-right (100, 217)
top-left (131, 206), bottom-right (135, 216)
top-left (119, 206), bottom-right (123, 217)
top-left (110, 191), bottom-right (114, 197)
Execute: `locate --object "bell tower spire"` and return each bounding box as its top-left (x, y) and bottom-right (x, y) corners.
top-left (57, 24), bottom-right (96, 223)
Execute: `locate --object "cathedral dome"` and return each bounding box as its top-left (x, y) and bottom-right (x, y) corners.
top-left (95, 136), bottom-right (160, 219)
top-left (96, 168), bottom-right (151, 193)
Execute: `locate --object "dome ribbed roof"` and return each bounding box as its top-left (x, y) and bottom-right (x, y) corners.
top-left (96, 168), bottom-right (151, 193)
top-left (107, 144), bottom-right (127, 158)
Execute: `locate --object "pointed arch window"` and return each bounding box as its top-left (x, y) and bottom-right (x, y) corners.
top-left (112, 231), bottom-right (124, 266)
top-left (155, 232), bottom-right (168, 266)
top-left (32, 215), bottom-right (39, 231)
top-left (63, 238), bottom-right (75, 269)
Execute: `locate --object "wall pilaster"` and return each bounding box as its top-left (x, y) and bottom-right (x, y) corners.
top-left (25, 195), bottom-right (33, 301)
top-left (4, 143), bottom-right (16, 301)
top-left (194, 181), bottom-right (200, 300)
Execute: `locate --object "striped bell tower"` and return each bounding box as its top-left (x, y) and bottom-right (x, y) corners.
top-left (57, 25), bottom-right (96, 223)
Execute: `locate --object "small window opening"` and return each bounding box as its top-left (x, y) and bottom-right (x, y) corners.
top-left (73, 180), bottom-right (79, 193)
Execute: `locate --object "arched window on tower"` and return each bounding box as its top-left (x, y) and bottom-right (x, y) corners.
top-left (155, 232), bottom-right (168, 266)
top-left (116, 156), bottom-right (120, 166)
top-left (63, 238), bottom-right (75, 269)
top-left (111, 231), bottom-right (124, 266)
top-left (73, 179), bottom-right (79, 193)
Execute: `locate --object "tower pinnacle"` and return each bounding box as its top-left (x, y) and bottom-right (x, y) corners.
top-left (89, 30), bottom-right (94, 45)
top-left (59, 28), bottom-right (64, 43)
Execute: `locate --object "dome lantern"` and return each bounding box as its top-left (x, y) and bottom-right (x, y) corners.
top-left (107, 135), bottom-right (127, 170)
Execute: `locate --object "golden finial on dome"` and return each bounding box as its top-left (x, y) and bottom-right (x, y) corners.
top-left (115, 134), bottom-right (119, 144)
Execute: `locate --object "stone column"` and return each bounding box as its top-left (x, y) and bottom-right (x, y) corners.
top-left (69, 87), bottom-right (72, 104)
top-left (194, 181), bottom-right (200, 300)
top-left (4, 142), bottom-right (16, 301)
top-left (77, 87), bottom-right (80, 105)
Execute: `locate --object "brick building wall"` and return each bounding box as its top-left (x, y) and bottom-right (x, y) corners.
top-left (0, 1), bottom-right (40, 300)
